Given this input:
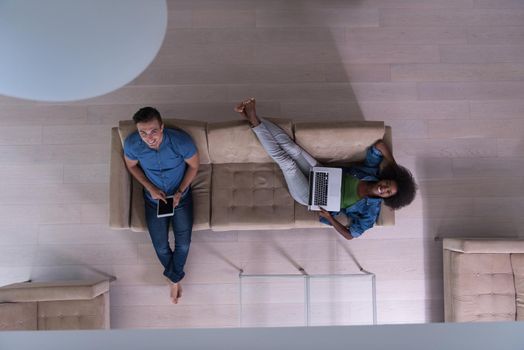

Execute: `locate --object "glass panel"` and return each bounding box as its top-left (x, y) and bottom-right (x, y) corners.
top-left (239, 277), bottom-right (306, 327)
top-left (309, 275), bottom-right (374, 326)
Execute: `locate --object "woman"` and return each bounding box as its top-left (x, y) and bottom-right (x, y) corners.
top-left (234, 98), bottom-right (417, 240)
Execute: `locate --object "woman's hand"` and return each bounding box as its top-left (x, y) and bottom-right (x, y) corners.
top-left (374, 139), bottom-right (397, 166)
top-left (320, 208), bottom-right (353, 240)
top-left (373, 139), bottom-right (388, 154)
top-left (319, 207), bottom-right (333, 222)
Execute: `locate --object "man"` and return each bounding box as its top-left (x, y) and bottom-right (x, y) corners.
top-left (124, 107), bottom-right (199, 304)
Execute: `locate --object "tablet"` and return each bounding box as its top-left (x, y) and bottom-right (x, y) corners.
top-left (157, 196), bottom-right (174, 218)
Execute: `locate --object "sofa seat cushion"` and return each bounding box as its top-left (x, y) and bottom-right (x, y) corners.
top-left (293, 202), bottom-right (323, 228)
top-left (211, 163), bottom-right (295, 230)
top-left (38, 294), bottom-right (107, 330)
top-left (293, 203), bottom-right (347, 229)
top-left (190, 164), bottom-right (212, 231)
top-left (0, 302), bottom-right (37, 330)
top-left (447, 252), bottom-right (516, 322)
top-left (130, 177), bottom-right (145, 231)
top-left (511, 253), bottom-right (524, 321)
top-left (130, 164), bottom-right (211, 232)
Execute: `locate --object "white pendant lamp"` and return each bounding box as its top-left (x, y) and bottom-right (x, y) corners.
top-left (0, 0), bottom-right (167, 102)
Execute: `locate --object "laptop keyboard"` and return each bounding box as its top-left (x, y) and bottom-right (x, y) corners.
top-left (314, 172), bottom-right (329, 206)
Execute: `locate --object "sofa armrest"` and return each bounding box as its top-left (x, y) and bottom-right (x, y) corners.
top-left (109, 127), bottom-right (131, 229)
top-left (0, 280), bottom-right (110, 303)
top-left (443, 238), bottom-right (524, 254)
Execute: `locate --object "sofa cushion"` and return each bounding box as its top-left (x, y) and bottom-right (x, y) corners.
top-left (207, 119), bottom-right (293, 164)
top-left (211, 163), bottom-right (295, 230)
top-left (0, 302), bottom-right (37, 330)
top-left (130, 164), bottom-right (211, 232)
top-left (511, 253), bottom-right (524, 321)
top-left (38, 294), bottom-right (107, 330)
top-left (130, 177), bottom-right (145, 231)
top-left (294, 203), bottom-right (389, 229)
top-left (294, 203), bottom-right (352, 229)
top-left (446, 251), bottom-right (516, 322)
top-left (294, 121), bottom-right (385, 164)
top-left (293, 202), bottom-right (323, 228)
top-left (119, 119), bottom-right (210, 164)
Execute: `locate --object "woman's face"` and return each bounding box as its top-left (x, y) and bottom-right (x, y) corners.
top-left (371, 180), bottom-right (398, 198)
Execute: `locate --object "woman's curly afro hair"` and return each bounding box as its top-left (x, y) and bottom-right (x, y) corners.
top-left (379, 164), bottom-right (417, 210)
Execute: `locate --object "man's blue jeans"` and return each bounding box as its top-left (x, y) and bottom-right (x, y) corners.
top-left (144, 189), bottom-right (193, 283)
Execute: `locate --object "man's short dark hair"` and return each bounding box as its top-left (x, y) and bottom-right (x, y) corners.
top-left (132, 107), bottom-right (162, 124)
top-left (379, 164), bottom-right (417, 210)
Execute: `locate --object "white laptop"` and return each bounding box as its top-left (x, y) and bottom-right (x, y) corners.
top-left (308, 167), bottom-right (342, 212)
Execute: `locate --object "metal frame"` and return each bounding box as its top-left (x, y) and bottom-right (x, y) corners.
top-left (238, 267), bottom-right (376, 327)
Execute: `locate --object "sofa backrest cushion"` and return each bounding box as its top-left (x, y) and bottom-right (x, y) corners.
top-left (119, 119), bottom-right (210, 164)
top-left (0, 280), bottom-right (109, 302)
top-left (207, 119), bottom-right (293, 164)
top-left (293, 121), bottom-right (385, 164)
top-left (444, 238), bottom-right (524, 254)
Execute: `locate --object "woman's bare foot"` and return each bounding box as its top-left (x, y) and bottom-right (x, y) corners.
top-left (234, 97), bottom-right (260, 127)
top-left (169, 281), bottom-right (182, 304)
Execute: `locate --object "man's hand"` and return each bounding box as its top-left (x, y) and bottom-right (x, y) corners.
top-left (173, 190), bottom-right (183, 207)
top-left (319, 207), bottom-right (333, 222)
top-left (149, 186), bottom-right (167, 204)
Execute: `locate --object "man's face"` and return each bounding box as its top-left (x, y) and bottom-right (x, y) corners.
top-left (136, 119), bottom-right (164, 149)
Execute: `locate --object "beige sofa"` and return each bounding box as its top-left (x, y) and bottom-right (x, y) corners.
top-left (0, 279), bottom-right (111, 330)
top-left (443, 238), bottom-right (524, 322)
top-left (110, 118), bottom-right (394, 232)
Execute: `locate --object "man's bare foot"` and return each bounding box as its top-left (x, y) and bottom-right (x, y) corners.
top-left (169, 282), bottom-right (182, 304)
top-left (234, 97), bottom-right (260, 127)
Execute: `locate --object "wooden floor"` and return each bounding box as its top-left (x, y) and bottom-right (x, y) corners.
top-left (1, 0), bottom-right (524, 328)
